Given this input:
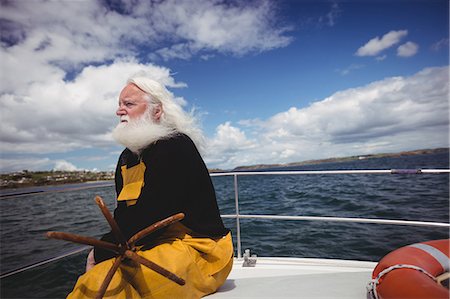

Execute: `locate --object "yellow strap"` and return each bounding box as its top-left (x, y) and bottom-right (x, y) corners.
top-left (117, 162), bottom-right (146, 204)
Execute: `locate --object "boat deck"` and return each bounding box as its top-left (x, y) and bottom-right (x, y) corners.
top-left (208, 257), bottom-right (377, 298)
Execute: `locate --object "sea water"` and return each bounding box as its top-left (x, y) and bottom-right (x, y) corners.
top-left (1, 152), bottom-right (448, 298)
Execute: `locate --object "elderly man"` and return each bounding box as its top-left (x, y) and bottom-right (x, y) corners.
top-left (68, 76), bottom-right (233, 298)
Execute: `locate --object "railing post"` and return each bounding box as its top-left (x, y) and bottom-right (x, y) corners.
top-left (234, 174), bottom-right (242, 258)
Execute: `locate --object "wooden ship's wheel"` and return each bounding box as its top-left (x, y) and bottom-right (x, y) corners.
top-left (46, 196), bottom-right (185, 299)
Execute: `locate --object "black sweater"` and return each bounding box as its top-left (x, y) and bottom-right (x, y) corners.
top-left (94, 134), bottom-right (228, 262)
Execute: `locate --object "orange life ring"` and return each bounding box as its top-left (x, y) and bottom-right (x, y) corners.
top-left (368, 239), bottom-right (449, 299)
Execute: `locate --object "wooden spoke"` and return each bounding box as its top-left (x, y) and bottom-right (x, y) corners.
top-left (46, 231), bottom-right (120, 254)
top-left (128, 213), bottom-right (185, 247)
top-left (124, 250), bottom-right (185, 286)
top-left (95, 256), bottom-right (124, 299)
top-left (95, 196), bottom-right (127, 246)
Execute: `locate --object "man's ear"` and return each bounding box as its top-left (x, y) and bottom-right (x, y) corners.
top-left (152, 104), bottom-right (163, 122)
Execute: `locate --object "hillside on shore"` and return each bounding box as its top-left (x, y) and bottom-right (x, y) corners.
top-left (213, 147), bottom-right (449, 172)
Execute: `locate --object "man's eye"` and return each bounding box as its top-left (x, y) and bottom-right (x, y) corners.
top-left (125, 102), bottom-right (135, 107)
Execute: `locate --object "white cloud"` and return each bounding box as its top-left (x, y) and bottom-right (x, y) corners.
top-left (150, 0), bottom-right (293, 60)
top-left (1, 1), bottom-right (138, 93)
top-left (356, 30), bottom-right (408, 56)
top-left (53, 160), bottom-right (78, 172)
top-left (0, 158), bottom-right (83, 173)
top-left (431, 38), bottom-right (449, 51)
top-left (397, 41), bottom-right (419, 57)
top-left (0, 157), bottom-right (52, 173)
top-left (205, 66), bottom-right (449, 169)
top-left (0, 0), bottom-right (292, 91)
top-left (205, 122), bottom-right (256, 167)
top-left (318, 1), bottom-right (341, 27)
top-left (0, 60), bottom-right (182, 154)
top-left (268, 67), bottom-right (447, 145)
top-left (338, 64), bottom-right (365, 75)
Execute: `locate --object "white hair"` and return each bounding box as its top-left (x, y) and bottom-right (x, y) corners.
top-left (127, 76), bottom-right (205, 152)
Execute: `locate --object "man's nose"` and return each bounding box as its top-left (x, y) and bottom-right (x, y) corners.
top-left (116, 106), bottom-right (126, 116)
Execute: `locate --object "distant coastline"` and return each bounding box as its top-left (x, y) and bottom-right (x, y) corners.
top-left (0, 170), bottom-right (114, 190)
top-left (1, 148), bottom-right (448, 189)
top-left (210, 147), bottom-right (449, 172)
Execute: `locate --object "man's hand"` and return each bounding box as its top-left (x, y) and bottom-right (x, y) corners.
top-left (85, 249), bottom-right (95, 272)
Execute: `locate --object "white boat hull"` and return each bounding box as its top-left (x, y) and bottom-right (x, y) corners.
top-left (208, 257), bottom-right (377, 298)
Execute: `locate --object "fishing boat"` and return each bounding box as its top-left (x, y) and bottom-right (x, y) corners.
top-left (1, 168), bottom-right (449, 298)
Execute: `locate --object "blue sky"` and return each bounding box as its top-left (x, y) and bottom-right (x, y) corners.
top-left (0, 0), bottom-right (448, 172)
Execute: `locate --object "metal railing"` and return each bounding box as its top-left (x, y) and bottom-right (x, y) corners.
top-left (210, 169), bottom-right (450, 258)
top-left (1, 168), bottom-right (449, 276)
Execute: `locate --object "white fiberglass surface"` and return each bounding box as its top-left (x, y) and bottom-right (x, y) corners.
top-left (208, 257), bottom-right (376, 299)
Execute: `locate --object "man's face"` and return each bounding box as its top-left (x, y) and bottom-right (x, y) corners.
top-left (116, 83), bottom-right (149, 123)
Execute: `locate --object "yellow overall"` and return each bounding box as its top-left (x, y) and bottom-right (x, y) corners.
top-left (67, 223), bottom-right (233, 298)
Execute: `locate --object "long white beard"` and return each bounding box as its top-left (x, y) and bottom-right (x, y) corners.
top-left (112, 113), bottom-right (175, 154)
